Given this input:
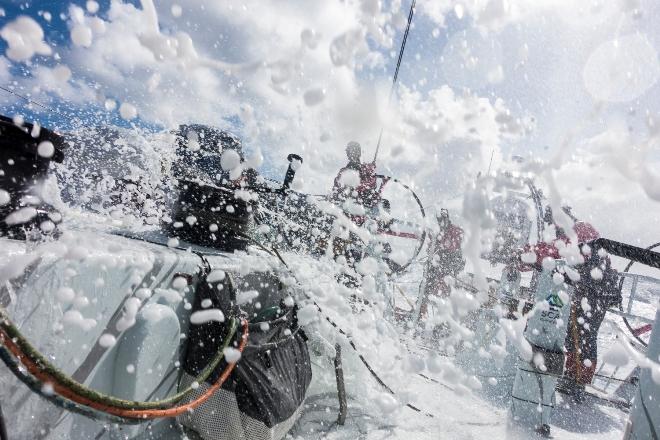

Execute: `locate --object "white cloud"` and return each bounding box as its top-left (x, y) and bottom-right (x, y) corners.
top-left (417, 0), bottom-right (641, 33)
top-left (2, 0), bottom-right (659, 251)
top-left (364, 84), bottom-right (532, 200)
top-left (583, 34), bottom-right (660, 103)
top-left (0, 16), bottom-right (52, 62)
top-left (535, 124), bottom-right (660, 246)
top-left (0, 56), bottom-right (10, 82)
top-left (0, 0), bottom-right (534, 212)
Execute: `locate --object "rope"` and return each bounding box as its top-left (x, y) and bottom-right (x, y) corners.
top-left (511, 395), bottom-right (554, 409)
top-left (593, 372), bottom-right (635, 384)
top-left (394, 284), bottom-right (415, 309)
top-left (0, 311), bottom-right (248, 420)
top-left (0, 306), bottom-right (238, 411)
top-left (468, 372), bottom-right (515, 380)
top-left (416, 373), bottom-right (455, 392)
top-left (0, 341), bottom-right (135, 425)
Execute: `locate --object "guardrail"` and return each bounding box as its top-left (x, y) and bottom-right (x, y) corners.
top-left (608, 272), bottom-right (660, 328)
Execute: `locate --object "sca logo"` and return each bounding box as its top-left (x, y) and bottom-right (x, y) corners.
top-left (546, 293), bottom-right (564, 308)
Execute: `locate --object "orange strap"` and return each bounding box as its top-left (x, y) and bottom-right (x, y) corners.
top-left (0, 320), bottom-right (248, 419)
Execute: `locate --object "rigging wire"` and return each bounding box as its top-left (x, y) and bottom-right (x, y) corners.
top-left (373, 0), bottom-right (417, 162)
top-left (0, 84), bottom-right (69, 120)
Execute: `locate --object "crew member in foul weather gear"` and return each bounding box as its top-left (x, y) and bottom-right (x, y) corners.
top-left (331, 141), bottom-right (380, 212)
top-left (330, 142), bottom-right (379, 285)
top-left (418, 209), bottom-right (465, 319)
top-left (519, 206), bottom-right (620, 401)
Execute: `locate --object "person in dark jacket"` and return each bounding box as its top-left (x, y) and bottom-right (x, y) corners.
top-left (561, 240), bottom-right (620, 401)
top-left (519, 206), bottom-right (620, 401)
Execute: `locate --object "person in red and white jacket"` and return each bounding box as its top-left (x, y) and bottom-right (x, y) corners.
top-left (330, 142), bottom-right (382, 283)
top-left (331, 142), bottom-right (380, 215)
top-left (518, 206), bottom-right (620, 400)
top-left (418, 209), bottom-right (465, 319)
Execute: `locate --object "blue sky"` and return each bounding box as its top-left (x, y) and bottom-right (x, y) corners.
top-left (0, 0), bottom-right (413, 128)
top-left (2, 0), bottom-right (660, 245)
top-left (1, 0), bottom-right (153, 129)
top-left (0, 0), bottom-right (624, 146)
